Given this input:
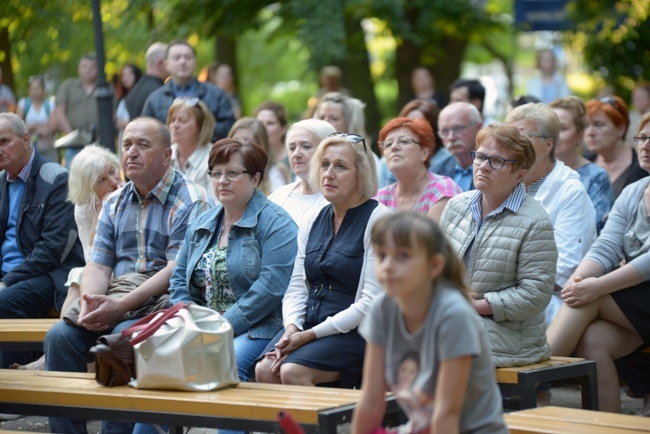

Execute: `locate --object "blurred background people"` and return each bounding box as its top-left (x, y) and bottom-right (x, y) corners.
top-left (526, 49), bottom-right (571, 104)
top-left (207, 62), bottom-right (242, 120)
top-left (115, 63), bottom-right (142, 149)
top-left (268, 119), bottom-right (335, 226)
top-left (627, 82), bottom-right (650, 144)
top-left (229, 117), bottom-right (291, 194)
top-left (254, 100), bottom-right (291, 177)
top-left (410, 67), bottom-right (448, 109)
top-left (167, 97), bottom-right (218, 203)
top-left (0, 67), bottom-right (16, 113)
top-left (16, 75), bottom-right (57, 162)
top-left (125, 42), bottom-right (168, 120)
top-left (550, 96), bottom-right (614, 233)
top-left (142, 40), bottom-right (235, 141)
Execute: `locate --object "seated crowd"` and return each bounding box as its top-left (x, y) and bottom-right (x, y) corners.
top-left (1, 40), bottom-right (649, 433)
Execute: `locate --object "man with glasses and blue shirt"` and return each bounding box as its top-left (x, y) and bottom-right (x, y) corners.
top-left (438, 102), bottom-right (483, 191)
top-left (142, 39), bottom-right (235, 141)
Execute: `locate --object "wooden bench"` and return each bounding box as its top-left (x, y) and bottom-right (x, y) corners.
top-left (0, 319), bottom-right (59, 351)
top-left (0, 369), bottom-right (398, 434)
top-left (496, 356), bottom-right (598, 410)
top-left (504, 406), bottom-right (650, 433)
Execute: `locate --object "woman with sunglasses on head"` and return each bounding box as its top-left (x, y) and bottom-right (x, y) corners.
top-left (167, 97), bottom-right (218, 203)
top-left (586, 95), bottom-right (648, 198)
top-left (267, 119), bottom-right (335, 226)
top-left (548, 113), bottom-right (650, 414)
top-left (440, 124), bottom-right (557, 368)
top-left (376, 117), bottom-right (462, 222)
top-left (229, 117), bottom-right (292, 195)
top-left (255, 133), bottom-right (391, 388)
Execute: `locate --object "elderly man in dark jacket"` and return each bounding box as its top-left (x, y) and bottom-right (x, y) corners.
top-left (0, 113), bottom-right (84, 368)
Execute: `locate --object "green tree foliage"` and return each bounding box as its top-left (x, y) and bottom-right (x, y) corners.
top-left (566, 0), bottom-right (650, 95)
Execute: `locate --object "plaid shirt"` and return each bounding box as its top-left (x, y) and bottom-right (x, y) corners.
top-left (90, 168), bottom-right (212, 278)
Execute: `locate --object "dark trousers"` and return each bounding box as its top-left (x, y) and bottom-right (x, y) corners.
top-left (0, 273), bottom-right (55, 368)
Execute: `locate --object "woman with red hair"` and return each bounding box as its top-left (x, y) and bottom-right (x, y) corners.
top-left (586, 95), bottom-right (648, 198)
top-left (375, 117), bottom-right (462, 222)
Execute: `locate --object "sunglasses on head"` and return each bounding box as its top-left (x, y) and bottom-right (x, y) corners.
top-left (328, 132), bottom-right (368, 153)
top-left (174, 97), bottom-right (200, 107)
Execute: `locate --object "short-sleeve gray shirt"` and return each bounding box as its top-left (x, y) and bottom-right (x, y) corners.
top-left (360, 284), bottom-right (507, 433)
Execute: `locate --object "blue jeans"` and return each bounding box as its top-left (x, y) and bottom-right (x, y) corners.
top-left (46, 319), bottom-right (137, 434)
top-left (132, 334), bottom-right (270, 434)
top-left (0, 274), bottom-right (56, 368)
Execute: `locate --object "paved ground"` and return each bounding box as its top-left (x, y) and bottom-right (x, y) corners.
top-left (0, 385), bottom-right (645, 433)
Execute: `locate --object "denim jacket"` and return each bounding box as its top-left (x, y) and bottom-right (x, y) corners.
top-left (170, 189), bottom-right (298, 339)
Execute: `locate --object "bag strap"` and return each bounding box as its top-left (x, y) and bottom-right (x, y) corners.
top-left (124, 302), bottom-right (188, 346)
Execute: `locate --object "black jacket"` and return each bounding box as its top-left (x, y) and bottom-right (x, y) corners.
top-left (0, 152), bottom-right (85, 310)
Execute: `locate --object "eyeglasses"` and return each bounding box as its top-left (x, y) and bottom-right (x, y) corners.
top-left (328, 132), bottom-right (368, 153)
top-left (207, 170), bottom-right (250, 181)
top-left (381, 136), bottom-right (420, 150)
top-left (470, 151), bottom-right (518, 171)
top-left (438, 124), bottom-right (475, 139)
top-left (634, 135), bottom-right (650, 146)
top-left (174, 97), bottom-right (200, 107)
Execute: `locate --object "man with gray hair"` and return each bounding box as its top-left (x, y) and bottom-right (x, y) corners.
top-left (0, 113), bottom-right (84, 368)
top-left (437, 102), bottom-right (483, 190)
top-left (125, 42), bottom-right (168, 118)
top-left (506, 103), bottom-right (596, 325)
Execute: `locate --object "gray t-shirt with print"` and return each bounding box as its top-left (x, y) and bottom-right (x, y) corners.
top-left (360, 283), bottom-right (507, 434)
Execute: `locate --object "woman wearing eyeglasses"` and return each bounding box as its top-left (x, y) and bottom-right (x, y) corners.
top-left (255, 132), bottom-right (391, 387)
top-left (440, 124), bottom-right (557, 368)
top-left (167, 97), bottom-right (218, 203)
top-left (585, 95), bottom-right (648, 198)
top-left (375, 117), bottom-right (462, 222)
top-left (548, 113), bottom-right (650, 414)
top-left (167, 139), bottom-right (298, 381)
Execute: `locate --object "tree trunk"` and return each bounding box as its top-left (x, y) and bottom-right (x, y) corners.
top-left (0, 26), bottom-right (14, 93)
top-left (429, 37), bottom-right (468, 105)
top-left (342, 16), bottom-right (380, 150)
top-left (215, 35), bottom-right (239, 107)
top-left (395, 39), bottom-right (422, 112)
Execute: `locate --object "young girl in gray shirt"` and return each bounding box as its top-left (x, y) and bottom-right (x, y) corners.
top-left (352, 212), bottom-right (507, 434)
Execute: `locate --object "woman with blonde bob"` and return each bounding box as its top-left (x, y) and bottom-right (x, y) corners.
top-left (441, 124), bottom-right (557, 368)
top-left (167, 97), bottom-right (217, 202)
top-left (255, 132), bottom-right (391, 388)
